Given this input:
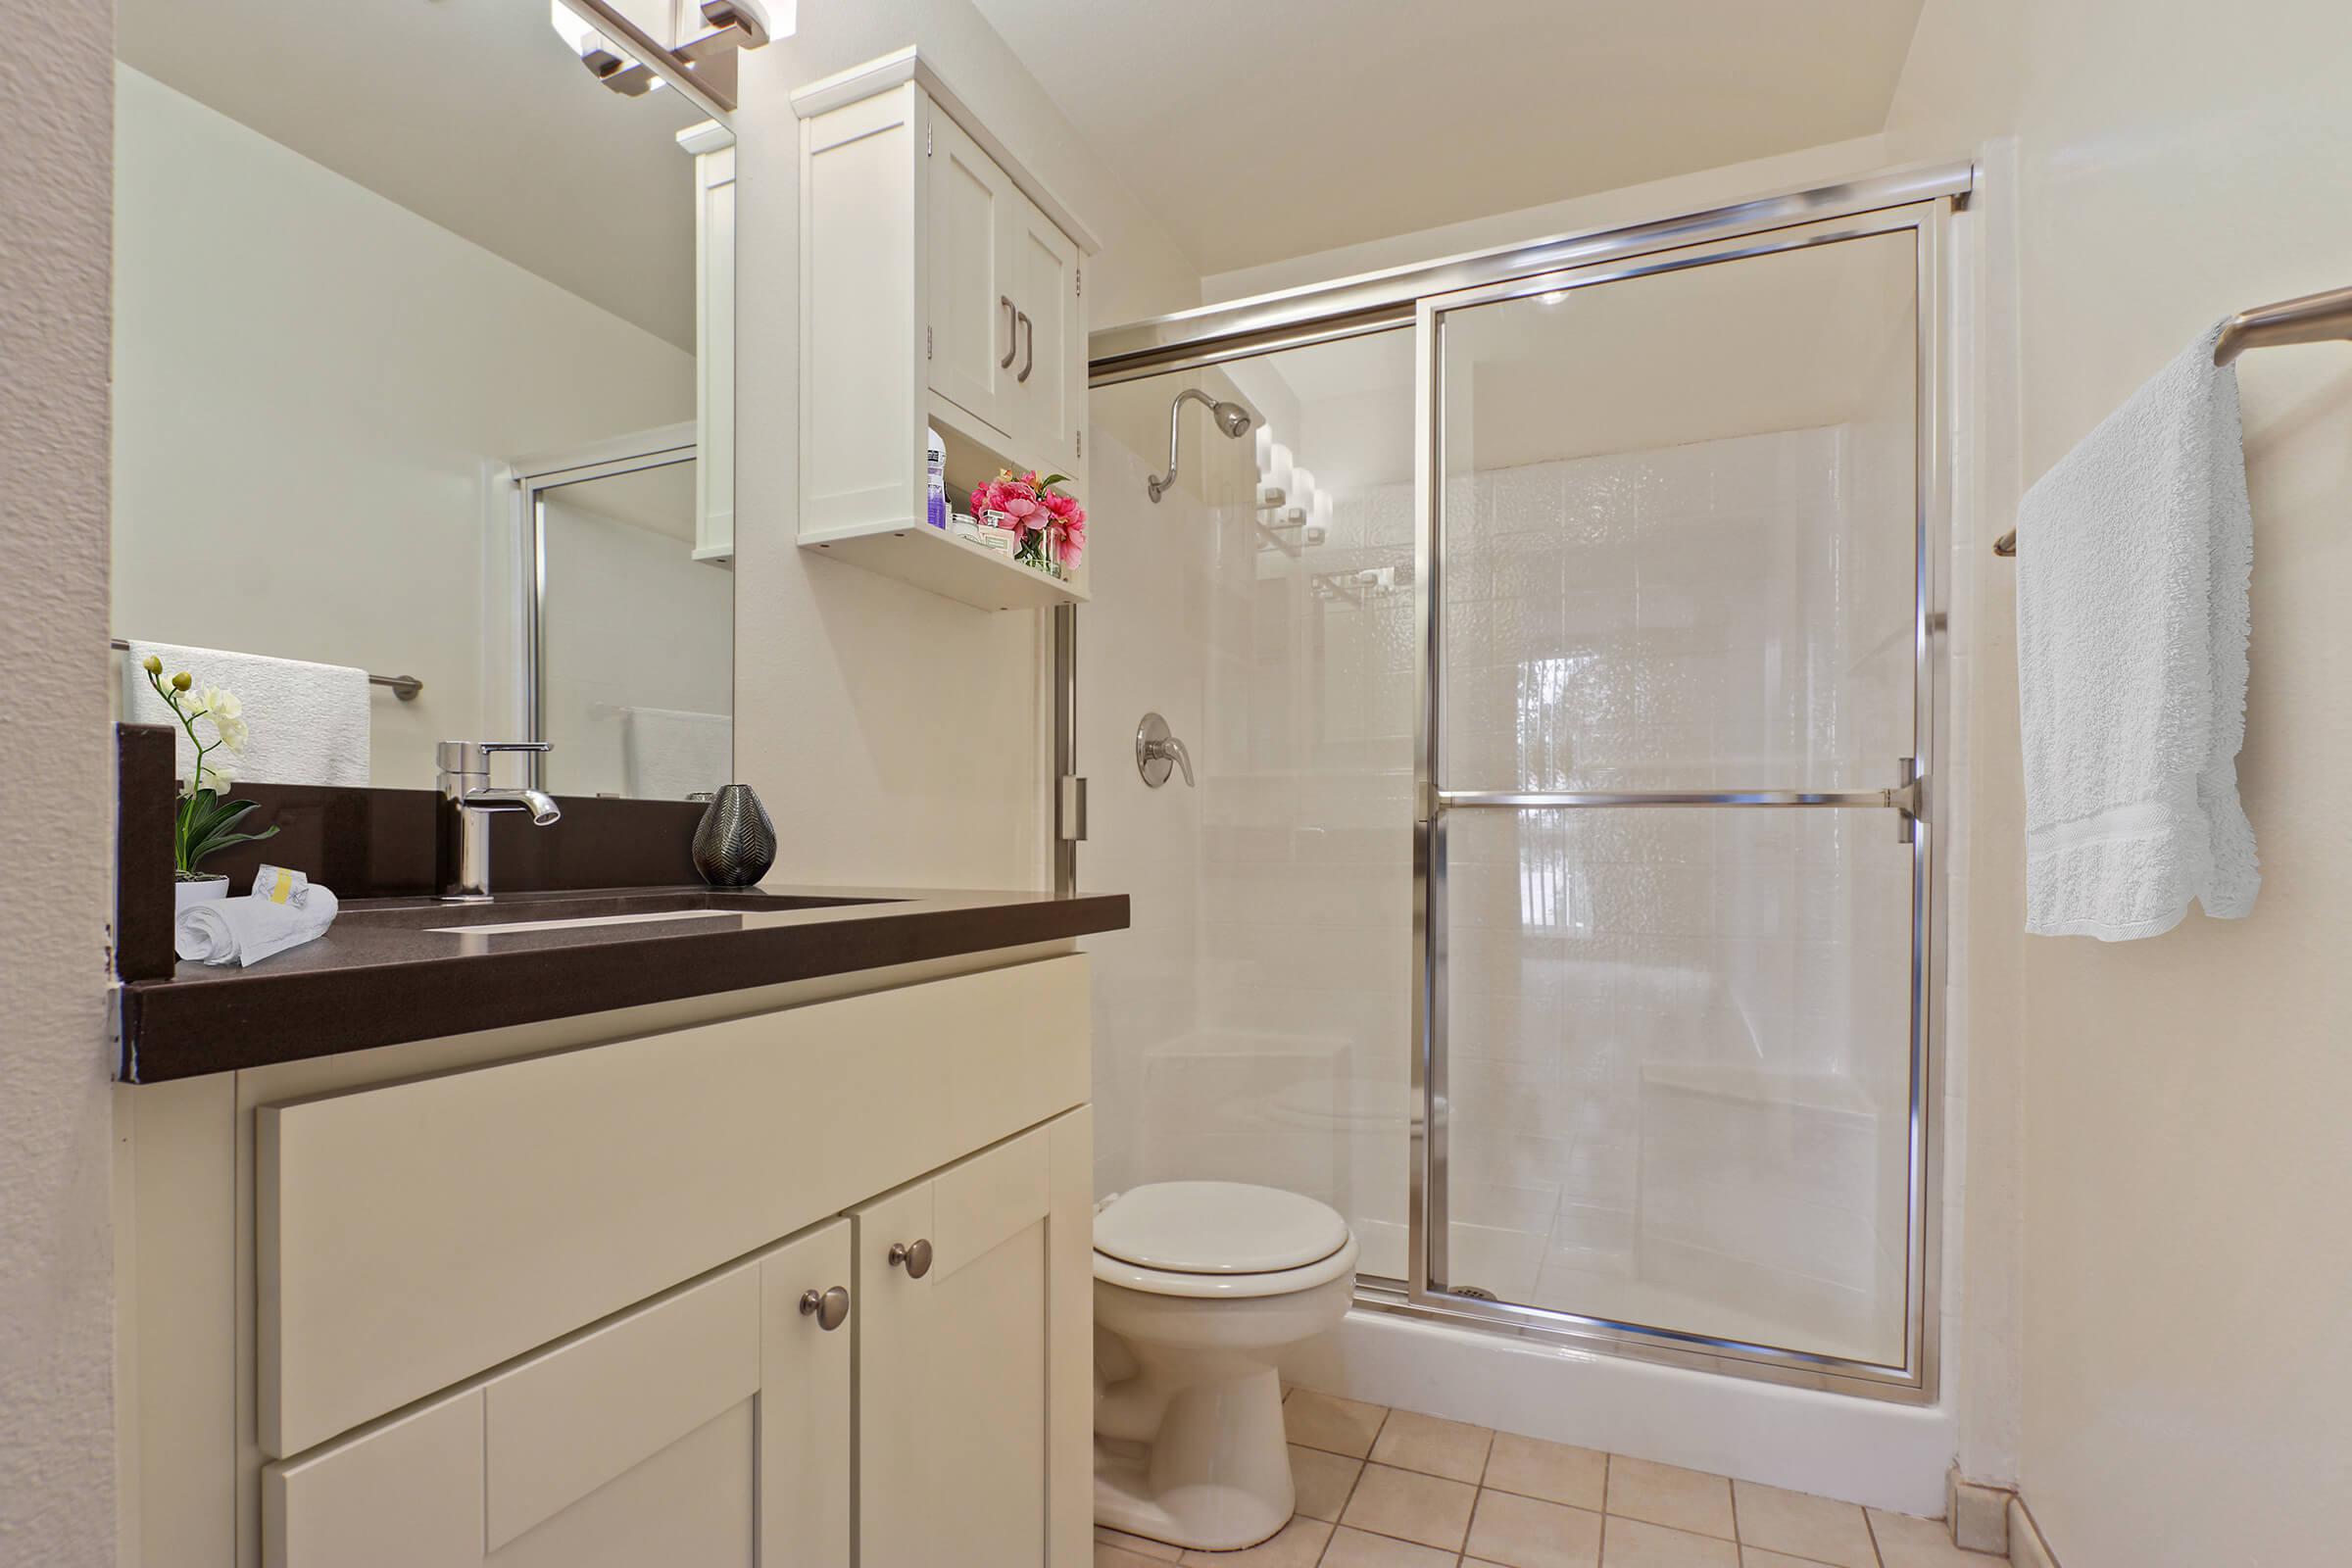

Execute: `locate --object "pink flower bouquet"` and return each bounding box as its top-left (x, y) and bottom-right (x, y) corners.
top-left (971, 468), bottom-right (1086, 575)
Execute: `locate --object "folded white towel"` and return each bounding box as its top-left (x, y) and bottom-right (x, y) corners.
top-left (2016, 319), bottom-right (2259, 940)
top-left (124, 640), bottom-right (371, 787)
top-left (175, 885), bottom-right (340, 967)
top-left (620, 706), bottom-right (733, 801)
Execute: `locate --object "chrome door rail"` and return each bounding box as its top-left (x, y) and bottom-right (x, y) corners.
top-left (1440, 786), bottom-right (1919, 811)
top-left (1089, 160), bottom-right (1973, 385)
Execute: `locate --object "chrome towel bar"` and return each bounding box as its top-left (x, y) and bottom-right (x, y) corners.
top-left (111, 638), bottom-right (422, 702)
top-left (1994, 282), bottom-right (2352, 557)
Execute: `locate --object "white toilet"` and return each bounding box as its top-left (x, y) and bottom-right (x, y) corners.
top-left (1092, 1181), bottom-right (1359, 1551)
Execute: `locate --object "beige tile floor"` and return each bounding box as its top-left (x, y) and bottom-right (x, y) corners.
top-left (1095, 1391), bottom-right (2008, 1568)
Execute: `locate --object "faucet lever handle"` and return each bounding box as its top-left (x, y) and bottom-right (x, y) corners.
top-left (438, 739), bottom-right (552, 774)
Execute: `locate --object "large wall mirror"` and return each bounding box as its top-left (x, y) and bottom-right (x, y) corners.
top-left (110, 0), bottom-right (739, 799)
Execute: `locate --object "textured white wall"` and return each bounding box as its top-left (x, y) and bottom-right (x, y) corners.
top-left (0, 0), bottom-right (118, 1560)
top-left (1886, 4), bottom-right (2352, 1563)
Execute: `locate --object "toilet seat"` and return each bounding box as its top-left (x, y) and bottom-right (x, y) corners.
top-left (1094, 1182), bottom-right (1357, 1299)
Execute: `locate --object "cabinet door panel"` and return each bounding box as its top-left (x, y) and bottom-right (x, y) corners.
top-left (484, 1263), bottom-right (759, 1549)
top-left (266, 1225), bottom-right (853, 1568)
top-left (1012, 199), bottom-right (1081, 478)
top-left (266, 1391), bottom-right (484, 1568)
top-left (490, 1400), bottom-right (755, 1568)
top-left (926, 104), bottom-right (1015, 438)
top-left (934, 1119), bottom-right (1051, 1276)
top-left (759, 1220), bottom-right (854, 1568)
top-left (856, 1111), bottom-right (1093, 1568)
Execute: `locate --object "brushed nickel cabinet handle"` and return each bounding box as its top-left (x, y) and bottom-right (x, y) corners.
top-left (888, 1239), bottom-right (934, 1279)
top-left (799, 1286), bottom-right (850, 1331)
top-left (1000, 296), bottom-right (1017, 368)
top-left (1016, 311), bottom-right (1034, 383)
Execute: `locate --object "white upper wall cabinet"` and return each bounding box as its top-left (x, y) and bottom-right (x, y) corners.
top-left (794, 48), bottom-right (1099, 612)
top-left (926, 108), bottom-right (1020, 440)
top-left (1013, 199), bottom-right (1082, 480)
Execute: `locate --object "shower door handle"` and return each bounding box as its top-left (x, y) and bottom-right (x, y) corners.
top-left (1016, 310), bottom-right (1034, 382)
top-left (1000, 296), bottom-right (1017, 368)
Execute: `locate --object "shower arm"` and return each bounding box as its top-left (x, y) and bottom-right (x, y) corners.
top-left (1146, 389), bottom-right (1221, 504)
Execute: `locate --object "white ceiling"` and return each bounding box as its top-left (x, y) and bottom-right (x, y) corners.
top-left (965, 0), bottom-right (1926, 276)
top-left (117, 0), bottom-right (704, 350)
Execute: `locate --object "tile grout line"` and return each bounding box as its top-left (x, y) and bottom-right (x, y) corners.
top-left (1596, 1451), bottom-right (1610, 1568)
top-left (1311, 1400), bottom-right (1392, 1568)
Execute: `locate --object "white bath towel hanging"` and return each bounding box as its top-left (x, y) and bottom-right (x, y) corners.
top-left (620, 706), bottom-right (733, 801)
top-left (2015, 320), bottom-right (2258, 940)
top-left (123, 640), bottom-right (371, 787)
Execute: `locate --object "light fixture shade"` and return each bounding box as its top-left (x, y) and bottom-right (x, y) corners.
top-left (549, 0), bottom-right (607, 55)
top-left (1290, 466), bottom-right (1316, 516)
top-left (1254, 425), bottom-right (1274, 470)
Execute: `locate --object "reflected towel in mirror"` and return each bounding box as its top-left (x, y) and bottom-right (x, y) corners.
top-left (122, 639), bottom-right (371, 786)
top-left (620, 706), bottom-right (733, 800)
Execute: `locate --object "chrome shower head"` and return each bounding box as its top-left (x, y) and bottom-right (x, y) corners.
top-left (1148, 389), bottom-right (1255, 502)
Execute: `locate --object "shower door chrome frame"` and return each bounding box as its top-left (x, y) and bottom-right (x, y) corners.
top-left (509, 424), bottom-right (703, 793)
top-left (1405, 200), bottom-right (1953, 1402)
top-left (1078, 161), bottom-right (1967, 1404)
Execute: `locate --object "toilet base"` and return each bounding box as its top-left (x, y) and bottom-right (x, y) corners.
top-left (1093, 1363), bottom-right (1295, 1551)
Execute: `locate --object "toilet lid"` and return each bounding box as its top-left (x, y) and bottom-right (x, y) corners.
top-left (1094, 1182), bottom-right (1349, 1275)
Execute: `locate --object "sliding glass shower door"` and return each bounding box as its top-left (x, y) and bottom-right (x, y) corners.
top-left (1412, 215), bottom-right (1938, 1383)
top-left (1081, 172), bottom-right (1956, 1397)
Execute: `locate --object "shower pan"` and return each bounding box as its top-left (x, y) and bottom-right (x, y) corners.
top-left (1072, 164), bottom-right (1962, 1403)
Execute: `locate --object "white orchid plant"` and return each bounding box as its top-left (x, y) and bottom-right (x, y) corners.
top-left (141, 657), bottom-right (277, 879)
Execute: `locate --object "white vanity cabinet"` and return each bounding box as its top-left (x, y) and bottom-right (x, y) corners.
top-left (121, 952), bottom-right (1099, 1568)
top-left (794, 47), bottom-right (1098, 612)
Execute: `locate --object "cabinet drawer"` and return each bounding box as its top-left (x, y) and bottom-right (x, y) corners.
top-left (259, 956), bottom-right (1088, 1457)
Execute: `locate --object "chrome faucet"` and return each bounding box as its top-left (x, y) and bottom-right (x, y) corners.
top-left (436, 741), bottom-right (562, 902)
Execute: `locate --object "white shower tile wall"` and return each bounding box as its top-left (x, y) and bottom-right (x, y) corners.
top-left (1100, 398), bottom-right (1959, 1374)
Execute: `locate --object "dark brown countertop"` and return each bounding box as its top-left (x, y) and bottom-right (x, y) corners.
top-left (118, 883), bottom-right (1129, 1083)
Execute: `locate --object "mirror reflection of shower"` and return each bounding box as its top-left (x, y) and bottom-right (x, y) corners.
top-left (1145, 388), bottom-right (1253, 502)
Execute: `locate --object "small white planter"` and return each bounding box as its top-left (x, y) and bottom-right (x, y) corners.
top-left (174, 876), bottom-right (230, 915)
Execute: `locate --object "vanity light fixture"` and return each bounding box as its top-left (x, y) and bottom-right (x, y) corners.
top-left (551, 0), bottom-right (779, 111)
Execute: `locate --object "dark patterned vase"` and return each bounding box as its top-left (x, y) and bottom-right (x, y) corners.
top-left (692, 784), bottom-right (776, 887)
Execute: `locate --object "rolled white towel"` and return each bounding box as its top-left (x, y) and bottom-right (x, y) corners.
top-left (175, 886), bottom-right (340, 967)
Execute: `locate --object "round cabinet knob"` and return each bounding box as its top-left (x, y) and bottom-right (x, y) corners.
top-left (798, 1286), bottom-right (850, 1332)
top-left (888, 1238), bottom-right (934, 1279)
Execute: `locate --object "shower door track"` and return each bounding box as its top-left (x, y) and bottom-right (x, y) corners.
top-left (1077, 161), bottom-right (1968, 1405)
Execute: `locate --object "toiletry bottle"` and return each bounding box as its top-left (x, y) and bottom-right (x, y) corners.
top-left (925, 425), bottom-right (947, 528)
